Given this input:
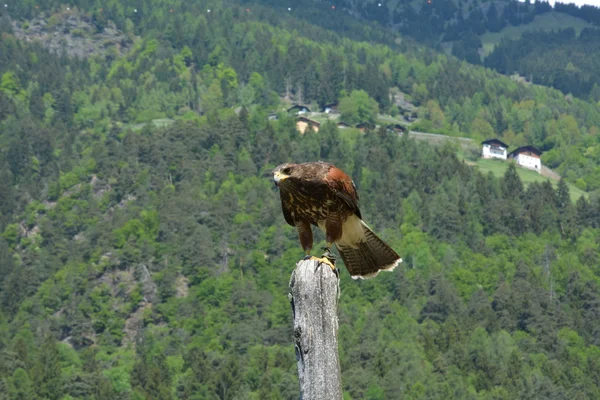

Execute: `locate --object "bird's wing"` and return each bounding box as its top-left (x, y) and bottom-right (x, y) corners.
top-left (279, 191), bottom-right (296, 227)
top-left (323, 166), bottom-right (362, 219)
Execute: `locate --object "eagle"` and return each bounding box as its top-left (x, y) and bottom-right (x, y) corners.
top-left (273, 161), bottom-right (401, 279)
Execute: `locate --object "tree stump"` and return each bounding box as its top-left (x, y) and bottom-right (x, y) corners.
top-left (289, 258), bottom-right (342, 400)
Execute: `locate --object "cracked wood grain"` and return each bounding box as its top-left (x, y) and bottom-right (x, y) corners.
top-left (289, 259), bottom-right (342, 400)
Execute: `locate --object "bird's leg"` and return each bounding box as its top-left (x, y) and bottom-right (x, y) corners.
top-left (303, 250), bottom-right (312, 261)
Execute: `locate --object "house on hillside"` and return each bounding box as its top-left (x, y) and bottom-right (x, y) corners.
top-left (296, 116), bottom-right (320, 134)
top-left (387, 124), bottom-right (407, 134)
top-left (403, 111), bottom-right (418, 123)
top-left (287, 104), bottom-right (310, 115)
top-left (322, 103), bottom-right (339, 114)
top-left (356, 122), bottom-right (376, 132)
top-left (508, 146), bottom-right (542, 172)
top-left (481, 139), bottom-right (509, 160)
top-left (336, 121), bottom-right (350, 129)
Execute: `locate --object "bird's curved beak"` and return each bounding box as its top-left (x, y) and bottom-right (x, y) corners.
top-left (273, 171), bottom-right (288, 186)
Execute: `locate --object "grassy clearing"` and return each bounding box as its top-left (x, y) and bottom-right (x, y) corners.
top-left (304, 113), bottom-right (409, 128)
top-left (376, 114), bottom-right (406, 125)
top-left (308, 114), bottom-right (334, 124)
top-left (476, 158), bottom-right (586, 202)
top-left (128, 118), bottom-right (175, 131)
top-left (481, 12), bottom-right (593, 55)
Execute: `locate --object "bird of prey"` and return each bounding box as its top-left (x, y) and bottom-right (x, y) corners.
top-left (273, 161), bottom-right (401, 279)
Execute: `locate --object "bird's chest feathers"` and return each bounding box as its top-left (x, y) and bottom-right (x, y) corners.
top-left (284, 186), bottom-right (337, 223)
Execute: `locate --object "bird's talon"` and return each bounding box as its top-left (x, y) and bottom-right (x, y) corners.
top-left (307, 255), bottom-right (337, 272)
top-left (319, 256), bottom-right (337, 271)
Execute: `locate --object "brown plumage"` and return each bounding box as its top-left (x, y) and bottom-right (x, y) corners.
top-left (273, 161), bottom-right (402, 279)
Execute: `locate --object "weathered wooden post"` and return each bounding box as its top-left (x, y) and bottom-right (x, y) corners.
top-left (289, 258), bottom-right (342, 400)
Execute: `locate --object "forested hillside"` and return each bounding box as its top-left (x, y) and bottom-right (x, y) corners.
top-left (485, 27), bottom-right (600, 99)
top-left (3, 0), bottom-right (600, 189)
top-left (3, 1), bottom-right (600, 399)
top-left (248, 0), bottom-right (600, 100)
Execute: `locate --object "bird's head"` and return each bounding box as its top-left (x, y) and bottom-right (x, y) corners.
top-left (273, 163), bottom-right (297, 186)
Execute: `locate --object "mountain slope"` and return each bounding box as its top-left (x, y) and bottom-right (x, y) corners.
top-left (2, 2), bottom-right (600, 399)
top-left (480, 11), bottom-right (594, 55)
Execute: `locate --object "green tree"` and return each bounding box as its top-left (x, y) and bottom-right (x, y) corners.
top-left (0, 72), bottom-right (23, 99)
top-left (502, 163), bottom-right (523, 200)
top-left (32, 335), bottom-right (63, 400)
top-left (556, 179), bottom-right (571, 213)
top-left (7, 368), bottom-right (35, 400)
top-left (339, 90), bottom-right (379, 125)
top-left (472, 117), bottom-right (495, 138)
top-left (202, 81), bottom-right (224, 114)
top-left (428, 188), bottom-right (460, 243)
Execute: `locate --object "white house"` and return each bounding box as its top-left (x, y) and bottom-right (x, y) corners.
top-left (481, 139), bottom-right (509, 160)
top-left (508, 146), bottom-right (542, 173)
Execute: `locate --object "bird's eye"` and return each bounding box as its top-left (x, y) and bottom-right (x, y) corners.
top-left (282, 167), bottom-right (291, 174)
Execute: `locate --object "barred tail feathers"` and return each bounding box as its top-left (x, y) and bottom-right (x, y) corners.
top-left (336, 218), bottom-right (402, 279)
